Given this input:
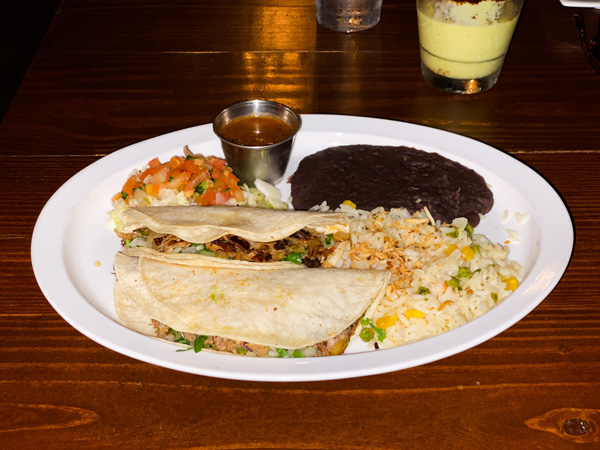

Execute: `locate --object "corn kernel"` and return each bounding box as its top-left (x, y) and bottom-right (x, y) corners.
top-left (342, 200), bottom-right (356, 208)
top-left (444, 244), bottom-right (458, 256)
top-left (461, 246), bottom-right (475, 261)
top-left (405, 309), bottom-right (425, 319)
top-left (503, 276), bottom-right (519, 291)
top-left (376, 314), bottom-right (398, 329)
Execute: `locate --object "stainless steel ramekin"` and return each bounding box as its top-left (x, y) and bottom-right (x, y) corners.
top-left (213, 100), bottom-right (301, 186)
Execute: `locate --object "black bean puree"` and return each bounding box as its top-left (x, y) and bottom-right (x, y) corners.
top-left (289, 145), bottom-right (493, 227)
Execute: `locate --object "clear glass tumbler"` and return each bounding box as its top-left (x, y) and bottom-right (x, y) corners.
top-left (416, 0), bottom-right (524, 94)
top-left (316, 0), bottom-right (384, 33)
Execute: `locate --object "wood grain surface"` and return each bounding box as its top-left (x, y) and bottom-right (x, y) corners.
top-left (1, 0), bottom-right (599, 448)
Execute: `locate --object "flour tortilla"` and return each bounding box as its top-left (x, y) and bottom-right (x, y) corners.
top-left (114, 251), bottom-right (390, 349)
top-left (114, 252), bottom-right (192, 332)
top-left (113, 283), bottom-right (156, 336)
top-left (119, 205), bottom-right (349, 243)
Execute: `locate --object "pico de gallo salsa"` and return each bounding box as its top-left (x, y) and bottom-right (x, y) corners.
top-left (112, 146), bottom-right (245, 207)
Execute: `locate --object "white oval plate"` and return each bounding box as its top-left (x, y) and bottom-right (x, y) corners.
top-left (31, 115), bottom-right (573, 382)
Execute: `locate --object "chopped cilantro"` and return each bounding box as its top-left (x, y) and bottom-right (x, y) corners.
top-left (282, 252), bottom-right (304, 265)
top-left (173, 333), bottom-right (190, 345)
top-left (276, 348), bottom-right (291, 358)
top-left (174, 333), bottom-right (209, 352)
top-left (192, 335), bottom-right (209, 353)
top-left (324, 233), bottom-right (334, 247)
top-left (292, 350), bottom-right (304, 358)
top-left (189, 243), bottom-right (216, 256)
top-left (195, 180), bottom-right (209, 195)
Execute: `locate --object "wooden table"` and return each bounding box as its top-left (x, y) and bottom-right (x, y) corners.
top-left (1, 0), bottom-right (599, 447)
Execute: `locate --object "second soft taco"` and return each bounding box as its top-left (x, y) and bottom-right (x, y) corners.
top-left (114, 250), bottom-right (390, 357)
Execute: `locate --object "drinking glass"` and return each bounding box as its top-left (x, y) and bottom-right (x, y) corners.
top-left (417, 0), bottom-right (524, 94)
top-left (316, 0), bottom-right (384, 33)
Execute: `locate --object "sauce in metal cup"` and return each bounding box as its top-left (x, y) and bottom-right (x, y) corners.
top-left (213, 100), bottom-right (301, 187)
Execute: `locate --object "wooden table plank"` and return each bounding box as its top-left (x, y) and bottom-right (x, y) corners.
top-left (2, 1), bottom-right (599, 157)
top-left (2, 49), bottom-right (599, 157)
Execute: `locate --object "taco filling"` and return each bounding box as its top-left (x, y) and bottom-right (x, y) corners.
top-left (153, 319), bottom-right (359, 357)
top-left (113, 205), bottom-right (350, 267)
top-left (115, 227), bottom-right (348, 267)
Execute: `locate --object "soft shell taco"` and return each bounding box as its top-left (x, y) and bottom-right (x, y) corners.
top-left (114, 250), bottom-right (390, 357)
top-left (114, 205), bottom-right (350, 267)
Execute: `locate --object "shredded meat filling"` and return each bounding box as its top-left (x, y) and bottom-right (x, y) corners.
top-left (116, 227), bottom-right (340, 267)
top-left (152, 319), bottom-right (358, 357)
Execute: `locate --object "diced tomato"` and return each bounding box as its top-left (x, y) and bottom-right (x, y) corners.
top-left (208, 157), bottom-right (227, 171)
top-left (145, 183), bottom-right (161, 197)
top-left (122, 174), bottom-right (137, 191)
top-left (168, 169), bottom-right (184, 177)
top-left (147, 157), bottom-right (161, 168)
top-left (215, 191), bottom-right (231, 204)
top-left (220, 170), bottom-right (244, 201)
top-left (211, 168), bottom-right (223, 181)
top-left (195, 188), bottom-right (217, 205)
top-left (163, 171), bottom-right (191, 190)
top-left (140, 166), bottom-right (168, 182)
top-left (183, 184), bottom-right (195, 198)
top-left (168, 156), bottom-right (184, 170)
top-left (183, 171), bottom-right (210, 197)
top-left (221, 169), bottom-right (235, 184)
top-left (213, 179), bottom-right (228, 192)
top-left (182, 159), bottom-right (201, 174)
top-left (118, 174), bottom-right (143, 203)
top-left (230, 185), bottom-right (245, 202)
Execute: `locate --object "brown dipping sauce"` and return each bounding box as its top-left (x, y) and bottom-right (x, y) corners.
top-left (219, 115), bottom-right (295, 147)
